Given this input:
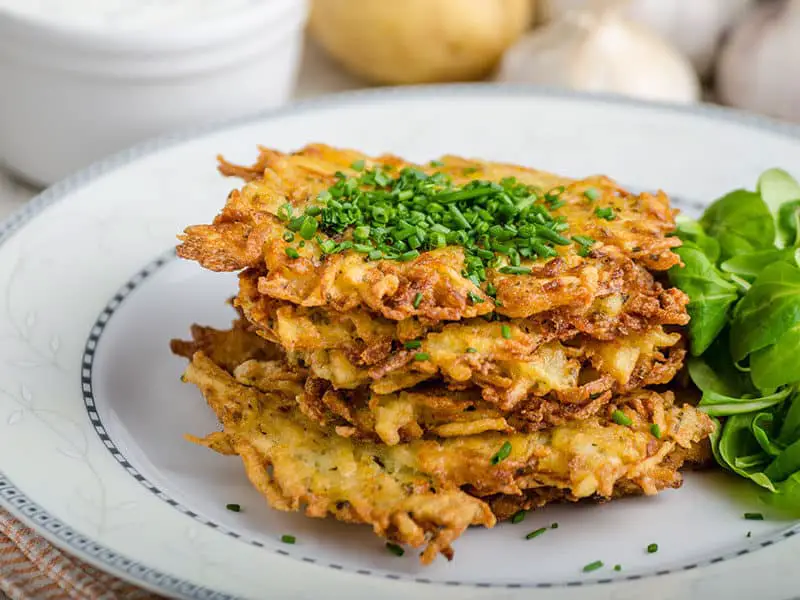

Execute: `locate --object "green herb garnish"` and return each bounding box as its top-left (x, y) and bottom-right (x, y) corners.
top-left (611, 410), bottom-right (632, 427)
top-left (551, 522), bottom-right (559, 529)
top-left (226, 503), bottom-right (241, 512)
top-left (584, 188), bottom-right (600, 201)
top-left (466, 347), bottom-right (478, 353)
top-left (281, 535), bottom-right (296, 544)
top-left (285, 247), bottom-right (300, 259)
top-left (404, 340), bottom-right (422, 350)
top-left (583, 560), bottom-right (604, 573)
top-left (647, 543), bottom-right (658, 553)
top-left (614, 564), bottom-right (622, 571)
top-left (511, 510), bottom-right (526, 524)
top-left (594, 207), bottom-right (615, 221)
top-left (491, 441), bottom-right (512, 465)
top-left (386, 542), bottom-right (405, 556)
top-left (525, 527), bottom-right (547, 540)
top-left (650, 424), bottom-right (662, 439)
top-left (501, 324), bottom-right (512, 339)
top-left (281, 166), bottom-right (585, 286)
top-left (412, 292), bottom-right (423, 309)
top-left (414, 352), bottom-right (430, 361)
top-left (744, 512), bottom-right (764, 520)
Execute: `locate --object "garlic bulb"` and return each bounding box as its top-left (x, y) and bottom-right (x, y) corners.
top-left (540, 0), bottom-right (754, 76)
top-left (496, 3), bottom-right (701, 104)
top-left (716, 0), bottom-right (800, 123)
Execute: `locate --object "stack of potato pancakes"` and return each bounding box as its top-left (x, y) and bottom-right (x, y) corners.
top-left (171, 144), bottom-right (714, 564)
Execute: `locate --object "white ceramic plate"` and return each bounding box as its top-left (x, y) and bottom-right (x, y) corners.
top-left (3, 86), bottom-right (800, 600)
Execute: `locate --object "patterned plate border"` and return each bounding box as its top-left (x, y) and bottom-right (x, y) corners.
top-left (0, 83), bottom-right (799, 598)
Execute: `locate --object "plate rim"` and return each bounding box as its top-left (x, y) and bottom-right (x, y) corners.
top-left (2, 83), bottom-right (800, 599)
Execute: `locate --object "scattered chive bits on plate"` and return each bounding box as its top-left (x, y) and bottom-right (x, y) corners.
top-left (225, 503), bottom-right (241, 512)
top-left (583, 560), bottom-right (604, 573)
top-left (525, 527), bottom-right (547, 540)
top-left (386, 543), bottom-right (405, 557)
top-left (281, 535), bottom-right (296, 544)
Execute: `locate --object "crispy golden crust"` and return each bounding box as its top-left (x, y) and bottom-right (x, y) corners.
top-left (176, 144), bottom-right (684, 323)
top-left (234, 276), bottom-right (686, 409)
top-left (174, 319), bottom-right (685, 444)
top-left (177, 343), bottom-right (714, 563)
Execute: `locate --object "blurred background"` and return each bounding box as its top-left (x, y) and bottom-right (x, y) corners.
top-left (0, 0), bottom-right (797, 209)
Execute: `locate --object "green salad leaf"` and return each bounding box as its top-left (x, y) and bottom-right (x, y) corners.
top-left (750, 324), bottom-right (800, 389)
top-left (730, 261), bottom-right (800, 362)
top-left (699, 190), bottom-right (775, 260)
top-left (669, 247), bottom-right (738, 356)
top-left (669, 169), bottom-right (800, 512)
top-left (720, 248), bottom-right (797, 280)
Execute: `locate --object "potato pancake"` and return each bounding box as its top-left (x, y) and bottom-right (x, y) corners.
top-left (177, 144), bottom-right (685, 324)
top-left (174, 330), bottom-right (714, 564)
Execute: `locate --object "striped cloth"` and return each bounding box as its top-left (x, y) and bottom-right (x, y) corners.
top-left (0, 508), bottom-right (158, 600)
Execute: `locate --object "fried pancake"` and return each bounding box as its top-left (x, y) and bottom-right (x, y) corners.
top-left (235, 276), bottom-right (685, 408)
top-left (176, 144), bottom-right (684, 323)
top-left (173, 318), bottom-right (684, 443)
top-left (176, 342), bottom-right (714, 564)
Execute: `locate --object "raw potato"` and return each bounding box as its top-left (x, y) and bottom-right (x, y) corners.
top-left (308, 0), bottom-right (533, 84)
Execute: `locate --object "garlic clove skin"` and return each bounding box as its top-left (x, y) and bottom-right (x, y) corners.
top-left (497, 6), bottom-right (701, 104)
top-left (627, 0), bottom-right (753, 77)
top-left (541, 0), bottom-right (754, 77)
top-left (716, 0), bottom-right (800, 123)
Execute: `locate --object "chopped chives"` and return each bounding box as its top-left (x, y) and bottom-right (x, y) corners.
top-left (285, 247), bottom-right (300, 259)
top-left (551, 522), bottom-right (559, 529)
top-left (583, 560), bottom-right (604, 573)
top-left (572, 235), bottom-right (595, 247)
top-left (468, 291), bottom-right (485, 304)
top-left (281, 535), bottom-right (296, 544)
top-left (499, 266), bottom-right (532, 275)
top-left (404, 340), bottom-right (422, 349)
top-left (501, 324), bottom-right (512, 339)
top-left (613, 564), bottom-right (622, 572)
top-left (650, 423), bottom-right (662, 439)
top-left (511, 510), bottom-right (526, 524)
top-left (282, 231), bottom-right (295, 242)
top-left (612, 410), bottom-right (633, 427)
top-left (225, 503), bottom-right (241, 512)
top-left (412, 292), bottom-right (423, 308)
top-left (744, 512), bottom-right (764, 520)
top-left (584, 188), bottom-right (600, 201)
top-left (747, 531), bottom-right (752, 538)
top-left (276, 166), bottom-right (587, 286)
top-left (647, 543), bottom-right (658, 554)
top-left (490, 441), bottom-right (512, 465)
top-left (525, 527), bottom-right (547, 540)
top-left (398, 250), bottom-right (420, 261)
top-left (299, 216), bottom-right (318, 240)
top-left (429, 160), bottom-right (444, 167)
top-left (466, 347), bottom-right (478, 353)
top-left (595, 207), bottom-right (615, 221)
top-left (414, 352), bottom-right (430, 361)
top-left (386, 542), bottom-right (405, 556)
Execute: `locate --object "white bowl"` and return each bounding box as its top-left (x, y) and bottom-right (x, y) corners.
top-left (0, 0), bottom-right (308, 185)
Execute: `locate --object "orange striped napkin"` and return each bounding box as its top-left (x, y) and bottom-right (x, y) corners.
top-left (0, 508), bottom-right (158, 600)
